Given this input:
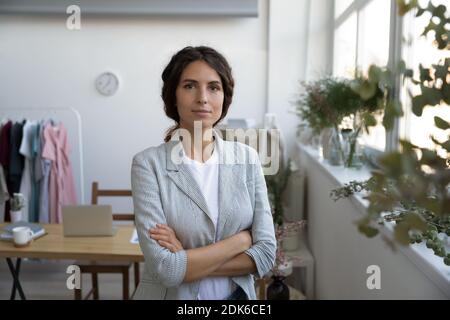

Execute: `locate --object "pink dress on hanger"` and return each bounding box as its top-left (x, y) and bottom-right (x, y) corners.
top-left (42, 123), bottom-right (77, 223)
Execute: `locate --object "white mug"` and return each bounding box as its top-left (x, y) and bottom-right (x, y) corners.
top-left (12, 226), bottom-right (33, 247)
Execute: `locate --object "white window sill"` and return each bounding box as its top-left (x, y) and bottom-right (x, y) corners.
top-left (296, 142), bottom-right (450, 298)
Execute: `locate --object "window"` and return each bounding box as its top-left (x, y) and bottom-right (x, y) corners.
top-left (333, 12), bottom-right (357, 78)
top-left (400, 0), bottom-right (449, 157)
top-left (333, 0), bottom-right (392, 151)
top-left (334, 0), bottom-right (353, 18)
top-left (357, 0), bottom-right (391, 151)
top-left (357, 0), bottom-right (391, 73)
top-left (333, 14), bottom-right (357, 78)
top-left (335, 0), bottom-right (353, 18)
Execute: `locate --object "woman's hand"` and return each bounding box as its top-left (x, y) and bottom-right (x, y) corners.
top-left (149, 224), bottom-right (184, 253)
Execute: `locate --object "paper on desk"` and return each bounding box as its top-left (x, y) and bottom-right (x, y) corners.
top-left (130, 228), bottom-right (139, 244)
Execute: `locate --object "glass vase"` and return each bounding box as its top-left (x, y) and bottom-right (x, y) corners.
top-left (341, 128), bottom-right (363, 168)
top-left (320, 128), bottom-right (333, 160)
top-left (327, 127), bottom-right (344, 166)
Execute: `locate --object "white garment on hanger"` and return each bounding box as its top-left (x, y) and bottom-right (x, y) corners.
top-left (19, 120), bottom-right (37, 222)
top-left (38, 120), bottom-right (52, 223)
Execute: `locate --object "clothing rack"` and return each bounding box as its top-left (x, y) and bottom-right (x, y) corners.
top-left (0, 107), bottom-right (85, 204)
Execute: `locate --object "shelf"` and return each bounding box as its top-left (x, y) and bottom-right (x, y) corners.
top-left (284, 232), bottom-right (314, 268)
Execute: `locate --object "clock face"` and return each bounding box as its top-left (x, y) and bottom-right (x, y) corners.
top-left (95, 72), bottom-right (119, 96)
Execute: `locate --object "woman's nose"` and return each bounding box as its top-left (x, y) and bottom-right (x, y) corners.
top-left (197, 89), bottom-right (208, 104)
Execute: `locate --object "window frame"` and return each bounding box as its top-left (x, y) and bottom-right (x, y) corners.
top-left (332, 0), bottom-right (403, 153)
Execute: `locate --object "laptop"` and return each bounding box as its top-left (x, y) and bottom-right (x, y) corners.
top-left (62, 205), bottom-right (118, 237)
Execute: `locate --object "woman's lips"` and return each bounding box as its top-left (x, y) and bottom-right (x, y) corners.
top-left (192, 110), bottom-right (212, 116)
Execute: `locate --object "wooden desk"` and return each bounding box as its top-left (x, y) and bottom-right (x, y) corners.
top-left (0, 224), bottom-right (144, 300)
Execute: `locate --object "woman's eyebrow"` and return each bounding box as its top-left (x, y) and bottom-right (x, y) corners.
top-left (181, 79), bottom-right (221, 85)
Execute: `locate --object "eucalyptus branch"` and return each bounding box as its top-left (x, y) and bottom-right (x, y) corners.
top-left (331, 177), bottom-right (450, 265)
top-left (330, 179), bottom-right (373, 201)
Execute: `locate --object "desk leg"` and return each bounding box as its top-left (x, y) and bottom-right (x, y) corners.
top-left (6, 258), bottom-right (26, 300)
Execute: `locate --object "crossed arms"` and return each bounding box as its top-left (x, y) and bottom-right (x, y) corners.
top-left (131, 152), bottom-right (276, 288)
top-left (149, 223), bottom-right (256, 282)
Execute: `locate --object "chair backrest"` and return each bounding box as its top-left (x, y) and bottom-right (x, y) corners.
top-left (91, 181), bottom-right (133, 221)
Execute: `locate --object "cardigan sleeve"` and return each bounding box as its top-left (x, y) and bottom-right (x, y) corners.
top-left (244, 148), bottom-right (277, 278)
top-left (131, 153), bottom-right (187, 287)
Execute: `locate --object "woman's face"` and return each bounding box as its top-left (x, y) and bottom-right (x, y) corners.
top-left (176, 60), bottom-right (224, 133)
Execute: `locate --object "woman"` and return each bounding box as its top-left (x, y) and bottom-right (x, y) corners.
top-left (131, 46), bottom-right (276, 300)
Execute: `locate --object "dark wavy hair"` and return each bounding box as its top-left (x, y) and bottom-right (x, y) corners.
top-left (161, 46), bottom-right (234, 142)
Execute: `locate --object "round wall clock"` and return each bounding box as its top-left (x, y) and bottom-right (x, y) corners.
top-left (95, 72), bottom-right (120, 96)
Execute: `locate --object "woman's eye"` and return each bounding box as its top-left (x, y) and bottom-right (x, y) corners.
top-left (210, 86), bottom-right (220, 91)
top-left (184, 84), bottom-right (194, 89)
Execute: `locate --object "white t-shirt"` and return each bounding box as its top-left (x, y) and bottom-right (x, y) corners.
top-left (182, 145), bottom-right (236, 300)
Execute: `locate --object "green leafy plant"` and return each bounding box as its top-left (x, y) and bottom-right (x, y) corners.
top-left (265, 159), bottom-right (293, 226)
top-left (295, 77), bottom-right (364, 134)
top-left (331, 176), bottom-right (450, 266)
top-left (330, 0), bottom-right (450, 265)
top-left (352, 64), bottom-right (404, 132)
top-left (295, 76), bottom-right (384, 167)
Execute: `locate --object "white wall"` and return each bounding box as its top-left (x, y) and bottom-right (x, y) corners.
top-left (305, 0), bottom-right (333, 80)
top-left (0, 1), bottom-right (272, 209)
top-left (266, 0), bottom-right (334, 162)
top-left (267, 0), bottom-right (310, 156)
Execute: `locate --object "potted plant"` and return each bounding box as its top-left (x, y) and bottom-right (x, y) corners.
top-left (265, 158), bottom-right (292, 226)
top-left (330, 0), bottom-right (450, 266)
top-left (10, 193), bottom-right (25, 223)
top-left (266, 219), bottom-right (307, 300)
top-left (264, 158), bottom-right (307, 299)
top-left (266, 223), bottom-right (292, 300)
top-left (294, 76), bottom-right (384, 167)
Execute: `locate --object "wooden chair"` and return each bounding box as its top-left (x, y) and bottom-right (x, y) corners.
top-left (74, 182), bottom-right (140, 300)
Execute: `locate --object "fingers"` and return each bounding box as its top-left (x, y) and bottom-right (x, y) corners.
top-left (149, 227), bottom-right (174, 245)
top-left (149, 227), bottom-right (168, 234)
top-left (149, 227), bottom-right (170, 237)
top-left (150, 233), bottom-right (170, 242)
top-left (149, 228), bottom-right (169, 239)
top-left (156, 224), bottom-right (175, 235)
top-left (148, 224), bottom-right (183, 253)
top-left (158, 240), bottom-right (175, 252)
top-left (150, 224), bottom-right (173, 233)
